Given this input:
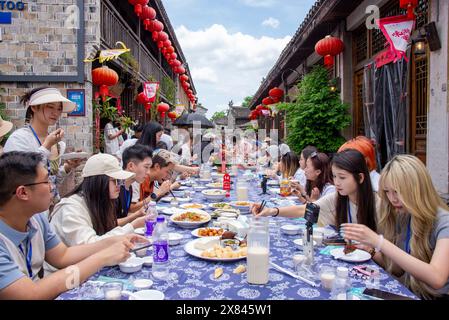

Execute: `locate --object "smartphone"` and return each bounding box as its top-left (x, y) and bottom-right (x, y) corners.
top-left (363, 288), bottom-right (414, 300)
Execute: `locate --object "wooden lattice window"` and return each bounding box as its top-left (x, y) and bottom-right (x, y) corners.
top-left (353, 24), bottom-right (368, 64)
top-left (414, 57), bottom-right (428, 136)
top-left (371, 0), bottom-right (404, 55)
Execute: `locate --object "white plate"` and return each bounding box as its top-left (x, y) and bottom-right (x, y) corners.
top-left (293, 238), bottom-right (317, 248)
top-left (280, 224), bottom-right (302, 235)
top-left (229, 201), bottom-right (252, 211)
top-left (330, 248), bottom-right (372, 263)
top-left (160, 207), bottom-right (185, 216)
top-left (60, 152), bottom-right (90, 160)
top-left (179, 203), bottom-right (205, 210)
top-left (184, 238), bottom-right (246, 262)
top-left (206, 182), bottom-right (223, 188)
top-left (160, 197), bottom-right (192, 203)
top-left (191, 227), bottom-right (224, 238)
top-left (314, 227), bottom-right (338, 238)
top-left (134, 227), bottom-right (145, 235)
top-left (208, 202), bottom-right (232, 209)
top-left (119, 257), bottom-right (144, 273)
top-left (170, 209), bottom-right (211, 229)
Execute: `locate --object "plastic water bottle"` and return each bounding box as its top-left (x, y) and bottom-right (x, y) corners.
top-left (145, 201), bottom-right (158, 237)
top-left (152, 216), bottom-right (169, 280)
top-left (330, 267), bottom-right (353, 300)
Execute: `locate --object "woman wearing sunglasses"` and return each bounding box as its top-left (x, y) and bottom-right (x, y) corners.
top-left (49, 154), bottom-right (146, 247)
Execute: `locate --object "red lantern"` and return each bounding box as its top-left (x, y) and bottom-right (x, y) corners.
top-left (170, 53), bottom-right (177, 60)
top-left (141, 6), bottom-right (156, 28)
top-left (136, 92), bottom-right (150, 105)
top-left (255, 105), bottom-right (264, 112)
top-left (180, 75), bottom-right (189, 82)
top-left (161, 47), bottom-right (167, 55)
top-left (144, 103), bottom-right (152, 112)
top-left (269, 87), bottom-right (284, 99)
top-left (152, 31), bottom-right (159, 42)
top-left (158, 32), bottom-right (168, 42)
top-left (171, 59), bottom-right (181, 67)
top-left (164, 40), bottom-right (172, 47)
top-left (271, 96), bottom-right (281, 103)
top-left (315, 35), bottom-right (344, 68)
top-left (92, 66), bottom-right (119, 101)
top-left (165, 46), bottom-right (174, 54)
top-left (151, 19), bottom-right (164, 32)
top-left (167, 111), bottom-right (177, 122)
top-left (128, 0), bottom-right (137, 5)
top-left (175, 66), bottom-right (186, 74)
top-left (134, 4), bottom-right (143, 17)
top-left (157, 102), bottom-right (170, 118)
top-left (182, 82), bottom-right (190, 89)
top-left (400, 0), bottom-right (418, 19)
top-left (262, 97), bottom-right (275, 106)
top-left (157, 41), bottom-right (164, 49)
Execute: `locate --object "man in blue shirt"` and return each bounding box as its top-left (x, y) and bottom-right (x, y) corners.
top-left (0, 152), bottom-right (146, 299)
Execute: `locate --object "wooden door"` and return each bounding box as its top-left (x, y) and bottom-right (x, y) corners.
top-left (353, 69), bottom-right (365, 137)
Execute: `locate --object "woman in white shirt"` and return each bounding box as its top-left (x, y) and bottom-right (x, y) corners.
top-left (104, 121), bottom-right (123, 155)
top-left (4, 88), bottom-right (82, 201)
top-left (293, 152), bottom-right (336, 202)
top-left (50, 153), bottom-right (146, 246)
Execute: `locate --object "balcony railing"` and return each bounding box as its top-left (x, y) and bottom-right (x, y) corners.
top-left (100, 0), bottom-right (173, 97)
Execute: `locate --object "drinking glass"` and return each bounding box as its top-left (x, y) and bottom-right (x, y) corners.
top-left (103, 282), bottom-right (123, 300)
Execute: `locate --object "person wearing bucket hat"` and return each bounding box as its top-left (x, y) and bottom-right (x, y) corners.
top-left (0, 115), bottom-right (13, 155)
top-left (3, 87), bottom-right (83, 202)
top-left (49, 153), bottom-right (146, 247)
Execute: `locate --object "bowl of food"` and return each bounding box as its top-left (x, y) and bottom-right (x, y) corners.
top-left (280, 224), bottom-right (303, 236)
top-left (202, 189), bottom-right (227, 201)
top-left (230, 201), bottom-right (252, 213)
top-left (209, 202), bottom-right (232, 210)
top-left (214, 209), bottom-right (239, 219)
top-left (192, 227), bottom-right (225, 238)
top-left (220, 239), bottom-right (241, 250)
top-left (119, 257), bottom-right (144, 273)
top-left (206, 182), bottom-right (223, 188)
top-left (180, 203), bottom-right (205, 210)
top-left (168, 232), bottom-right (183, 245)
top-left (170, 209), bottom-right (211, 228)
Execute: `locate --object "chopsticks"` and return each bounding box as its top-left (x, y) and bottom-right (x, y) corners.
top-left (130, 242), bottom-right (153, 254)
top-left (258, 200), bottom-right (267, 214)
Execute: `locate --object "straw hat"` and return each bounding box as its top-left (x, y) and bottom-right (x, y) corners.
top-left (82, 153), bottom-right (135, 180)
top-left (0, 115), bottom-right (13, 138)
top-left (28, 88), bottom-right (76, 113)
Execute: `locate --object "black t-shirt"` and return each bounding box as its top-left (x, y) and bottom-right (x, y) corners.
top-left (116, 185), bottom-right (133, 219)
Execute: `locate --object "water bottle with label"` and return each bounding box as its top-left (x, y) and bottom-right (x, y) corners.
top-left (144, 201), bottom-right (158, 237)
top-left (152, 216), bottom-right (170, 280)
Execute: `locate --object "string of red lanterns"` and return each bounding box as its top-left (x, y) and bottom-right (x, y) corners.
top-left (127, 0), bottom-right (197, 105)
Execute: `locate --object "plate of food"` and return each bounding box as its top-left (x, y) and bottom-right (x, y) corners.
top-left (229, 201), bottom-right (252, 213)
top-left (160, 207), bottom-right (185, 216)
top-left (202, 189), bottom-right (227, 201)
top-left (179, 203), bottom-right (205, 210)
top-left (208, 202), bottom-right (231, 209)
top-left (330, 247), bottom-right (371, 263)
top-left (206, 182), bottom-right (223, 188)
top-left (170, 209), bottom-right (211, 228)
top-left (213, 209), bottom-right (240, 219)
top-left (191, 227), bottom-right (225, 238)
top-left (184, 238), bottom-right (247, 262)
top-left (160, 196), bottom-right (192, 203)
top-left (61, 152), bottom-right (90, 161)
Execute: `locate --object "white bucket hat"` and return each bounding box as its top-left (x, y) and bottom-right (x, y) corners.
top-left (82, 153), bottom-right (136, 180)
top-left (0, 115), bottom-right (13, 138)
top-left (28, 88), bottom-right (76, 113)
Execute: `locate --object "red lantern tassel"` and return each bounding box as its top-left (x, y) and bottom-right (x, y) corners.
top-left (99, 85), bottom-right (109, 102)
top-left (324, 55), bottom-right (334, 68)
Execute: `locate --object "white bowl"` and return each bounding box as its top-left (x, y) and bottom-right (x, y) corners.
top-left (132, 279), bottom-right (153, 290)
top-left (170, 209), bottom-right (211, 229)
top-left (119, 257), bottom-right (144, 273)
top-left (141, 256), bottom-right (153, 267)
top-left (293, 238), bottom-right (317, 248)
top-left (280, 224), bottom-right (302, 235)
top-left (168, 233), bottom-right (183, 245)
top-left (202, 189), bottom-right (227, 201)
top-left (128, 290), bottom-right (164, 300)
top-left (229, 201), bottom-right (252, 213)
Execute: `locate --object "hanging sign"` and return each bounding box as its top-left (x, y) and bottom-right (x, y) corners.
top-left (84, 41), bottom-right (131, 63)
top-left (143, 82), bottom-right (160, 103)
top-left (377, 15), bottom-right (415, 63)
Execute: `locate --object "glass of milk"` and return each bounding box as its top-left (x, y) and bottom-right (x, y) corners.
top-left (319, 264), bottom-right (336, 291)
top-left (236, 179), bottom-right (249, 202)
top-left (103, 282), bottom-right (123, 300)
top-left (247, 217), bottom-right (270, 285)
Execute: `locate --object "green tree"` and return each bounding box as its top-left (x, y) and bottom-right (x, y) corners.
top-left (211, 110), bottom-right (226, 122)
top-left (278, 66), bottom-right (350, 154)
top-left (241, 96), bottom-right (253, 108)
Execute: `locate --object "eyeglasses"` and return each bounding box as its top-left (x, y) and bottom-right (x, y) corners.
top-left (12, 178), bottom-right (51, 195)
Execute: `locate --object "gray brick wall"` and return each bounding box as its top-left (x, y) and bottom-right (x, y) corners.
top-left (0, 0), bottom-right (102, 193)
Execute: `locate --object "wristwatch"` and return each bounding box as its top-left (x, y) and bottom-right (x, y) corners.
top-left (150, 192), bottom-right (158, 200)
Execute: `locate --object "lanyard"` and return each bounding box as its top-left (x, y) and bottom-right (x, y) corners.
top-left (124, 188), bottom-right (132, 212)
top-left (29, 126), bottom-right (42, 146)
top-left (347, 199), bottom-right (353, 224)
top-left (405, 216), bottom-right (412, 254)
top-left (18, 241), bottom-right (33, 278)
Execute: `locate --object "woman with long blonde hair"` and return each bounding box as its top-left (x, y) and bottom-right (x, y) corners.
top-left (342, 155), bottom-right (449, 299)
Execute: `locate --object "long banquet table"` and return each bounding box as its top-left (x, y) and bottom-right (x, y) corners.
top-left (58, 172), bottom-right (417, 300)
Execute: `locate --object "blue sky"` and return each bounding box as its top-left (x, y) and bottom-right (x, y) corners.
top-left (162, 0), bottom-right (317, 116)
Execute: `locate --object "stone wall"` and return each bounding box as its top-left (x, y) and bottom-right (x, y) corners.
top-left (0, 0), bottom-right (101, 192)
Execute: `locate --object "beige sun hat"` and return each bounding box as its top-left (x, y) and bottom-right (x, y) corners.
top-left (0, 115), bottom-right (13, 138)
top-left (28, 88), bottom-right (76, 113)
top-left (82, 153), bottom-right (136, 180)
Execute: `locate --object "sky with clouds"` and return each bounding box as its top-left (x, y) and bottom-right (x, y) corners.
top-left (163, 0), bottom-right (316, 117)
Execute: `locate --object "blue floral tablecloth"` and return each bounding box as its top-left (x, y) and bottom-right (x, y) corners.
top-left (57, 173), bottom-right (417, 300)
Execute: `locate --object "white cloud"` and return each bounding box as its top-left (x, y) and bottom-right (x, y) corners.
top-left (241, 0), bottom-right (276, 7)
top-left (175, 24), bottom-right (291, 116)
top-left (262, 17), bottom-right (280, 29)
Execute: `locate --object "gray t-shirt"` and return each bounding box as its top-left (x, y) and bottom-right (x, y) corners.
top-left (396, 208), bottom-right (449, 296)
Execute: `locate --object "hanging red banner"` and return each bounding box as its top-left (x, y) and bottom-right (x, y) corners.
top-left (377, 15), bottom-right (415, 63)
top-left (143, 82), bottom-right (160, 103)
